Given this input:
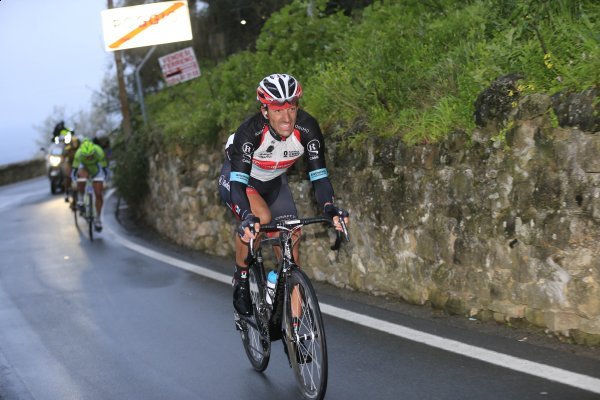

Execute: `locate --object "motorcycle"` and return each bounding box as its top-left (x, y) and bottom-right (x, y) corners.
top-left (46, 143), bottom-right (65, 194)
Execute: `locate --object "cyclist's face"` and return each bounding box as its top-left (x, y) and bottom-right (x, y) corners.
top-left (265, 105), bottom-right (298, 138)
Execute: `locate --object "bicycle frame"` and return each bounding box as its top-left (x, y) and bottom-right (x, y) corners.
top-left (236, 214), bottom-right (348, 400)
top-left (250, 216), bottom-right (348, 337)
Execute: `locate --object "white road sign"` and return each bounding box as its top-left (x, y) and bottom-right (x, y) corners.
top-left (158, 47), bottom-right (201, 86)
top-left (101, 1), bottom-right (192, 51)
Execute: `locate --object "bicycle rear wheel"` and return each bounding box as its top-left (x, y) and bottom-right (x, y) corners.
top-left (238, 263), bottom-right (271, 371)
top-left (284, 267), bottom-right (328, 400)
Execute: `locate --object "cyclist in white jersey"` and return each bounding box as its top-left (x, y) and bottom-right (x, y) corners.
top-left (218, 73), bottom-right (349, 316)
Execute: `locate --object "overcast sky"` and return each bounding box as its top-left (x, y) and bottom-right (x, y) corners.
top-left (0, 0), bottom-right (110, 165)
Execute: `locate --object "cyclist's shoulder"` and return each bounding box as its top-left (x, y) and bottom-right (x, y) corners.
top-left (234, 112), bottom-right (265, 142)
top-left (296, 109), bottom-right (322, 139)
top-left (296, 108), bottom-right (316, 124)
top-left (93, 143), bottom-right (105, 154)
top-left (238, 112), bottom-right (264, 132)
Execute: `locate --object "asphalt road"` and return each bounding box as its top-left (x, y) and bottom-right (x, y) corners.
top-left (0, 177), bottom-right (599, 399)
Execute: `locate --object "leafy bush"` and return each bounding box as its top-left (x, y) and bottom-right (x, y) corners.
top-left (112, 132), bottom-right (151, 211)
top-left (142, 0), bottom-right (598, 149)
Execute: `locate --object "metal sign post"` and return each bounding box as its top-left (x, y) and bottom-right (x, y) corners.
top-left (101, 1), bottom-right (193, 126)
top-left (135, 46), bottom-right (157, 125)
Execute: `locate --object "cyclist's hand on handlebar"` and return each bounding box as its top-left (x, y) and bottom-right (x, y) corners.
top-left (323, 203), bottom-right (349, 233)
top-left (237, 213), bottom-right (260, 243)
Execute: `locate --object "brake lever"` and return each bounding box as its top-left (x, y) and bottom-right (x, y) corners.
top-left (339, 217), bottom-right (350, 242)
top-left (244, 225), bottom-right (257, 264)
top-left (330, 212), bottom-right (349, 250)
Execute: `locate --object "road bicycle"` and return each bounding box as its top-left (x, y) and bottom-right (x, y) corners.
top-left (234, 214), bottom-right (349, 400)
top-left (74, 177), bottom-right (97, 241)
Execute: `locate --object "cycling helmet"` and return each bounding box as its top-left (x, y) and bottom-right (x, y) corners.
top-left (80, 141), bottom-right (95, 157)
top-left (257, 74), bottom-right (303, 109)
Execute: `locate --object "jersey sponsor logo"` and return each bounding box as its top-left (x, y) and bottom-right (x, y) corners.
top-left (307, 139), bottom-right (320, 160)
top-left (230, 171), bottom-right (249, 184)
top-left (296, 125), bottom-right (310, 134)
top-left (309, 168), bottom-right (328, 181)
top-left (283, 150), bottom-right (301, 158)
top-left (233, 204), bottom-right (242, 218)
top-left (218, 174), bottom-right (230, 190)
top-left (242, 142), bottom-right (253, 164)
top-left (242, 142), bottom-right (253, 154)
top-left (253, 158), bottom-right (296, 170)
top-left (255, 144), bottom-right (275, 158)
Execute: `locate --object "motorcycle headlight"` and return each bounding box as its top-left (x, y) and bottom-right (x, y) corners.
top-left (49, 155), bottom-right (62, 167)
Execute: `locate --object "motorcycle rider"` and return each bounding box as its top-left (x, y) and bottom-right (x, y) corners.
top-left (51, 121), bottom-right (74, 144)
top-left (72, 140), bottom-right (108, 231)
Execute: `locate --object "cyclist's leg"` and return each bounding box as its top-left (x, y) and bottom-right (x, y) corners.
top-left (92, 168), bottom-right (106, 219)
top-left (63, 162), bottom-right (72, 199)
top-left (75, 167), bottom-right (88, 203)
top-left (219, 161), bottom-right (270, 315)
top-left (269, 175), bottom-right (301, 263)
top-left (234, 188), bottom-right (272, 263)
top-left (267, 177), bottom-right (303, 319)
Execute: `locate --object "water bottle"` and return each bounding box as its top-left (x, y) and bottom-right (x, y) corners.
top-left (266, 270), bottom-right (278, 305)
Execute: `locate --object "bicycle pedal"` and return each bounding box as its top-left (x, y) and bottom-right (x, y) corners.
top-left (234, 314), bottom-right (247, 332)
top-left (234, 319), bottom-right (244, 331)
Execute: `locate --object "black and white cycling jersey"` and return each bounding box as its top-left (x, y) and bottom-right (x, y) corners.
top-left (222, 109), bottom-right (334, 220)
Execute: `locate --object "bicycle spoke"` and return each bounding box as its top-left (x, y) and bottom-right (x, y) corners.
top-left (285, 268), bottom-right (328, 400)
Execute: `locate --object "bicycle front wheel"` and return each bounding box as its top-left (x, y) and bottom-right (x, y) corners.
top-left (86, 194), bottom-right (94, 242)
top-left (239, 263), bottom-right (271, 371)
top-left (284, 267), bottom-right (328, 400)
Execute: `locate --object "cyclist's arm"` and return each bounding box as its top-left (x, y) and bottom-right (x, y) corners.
top-left (96, 146), bottom-right (108, 168)
top-left (229, 120), bottom-right (259, 221)
top-left (300, 114), bottom-right (335, 209)
top-left (73, 150), bottom-right (82, 167)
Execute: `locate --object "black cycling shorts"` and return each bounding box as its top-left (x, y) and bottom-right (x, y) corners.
top-left (218, 159), bottom-right (298, 222)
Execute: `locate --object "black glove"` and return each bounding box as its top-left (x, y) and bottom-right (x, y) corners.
top-left (237, 214), bottom-right (260, 238)
top-left (323, 203), bottom-right (349, 219)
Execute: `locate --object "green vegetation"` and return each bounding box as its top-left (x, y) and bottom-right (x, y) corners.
top-left (112, 132), bottom-right (151, 211)
top-left (144, 0), bottom-right (598, 148)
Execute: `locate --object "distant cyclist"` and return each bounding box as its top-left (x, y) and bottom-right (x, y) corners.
top-left (72, 140), bottom-right (108, 231)
top-left (62, 135), bottom-right (81, 206)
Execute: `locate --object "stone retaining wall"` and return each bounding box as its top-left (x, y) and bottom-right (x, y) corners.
top-left (140, 94), bottom-right (600, 344)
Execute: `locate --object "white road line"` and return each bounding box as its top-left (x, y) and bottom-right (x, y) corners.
top-left (321, 304), bottom-right (600, 395)
top-left (104, 191), bottom-right (600, 395)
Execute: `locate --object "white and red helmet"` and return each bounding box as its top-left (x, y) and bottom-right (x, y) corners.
top-left (257, 74), bottom-right (303, 109)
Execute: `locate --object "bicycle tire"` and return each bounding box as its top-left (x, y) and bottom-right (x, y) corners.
top-left (239, 263), bottom-right (271, 371)
top-left (73, 201), bottom-right (79, 228)
top-left (283, 267), bottom-right (328, 400)
top-left (86, 193), bottom-right (94, 242)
